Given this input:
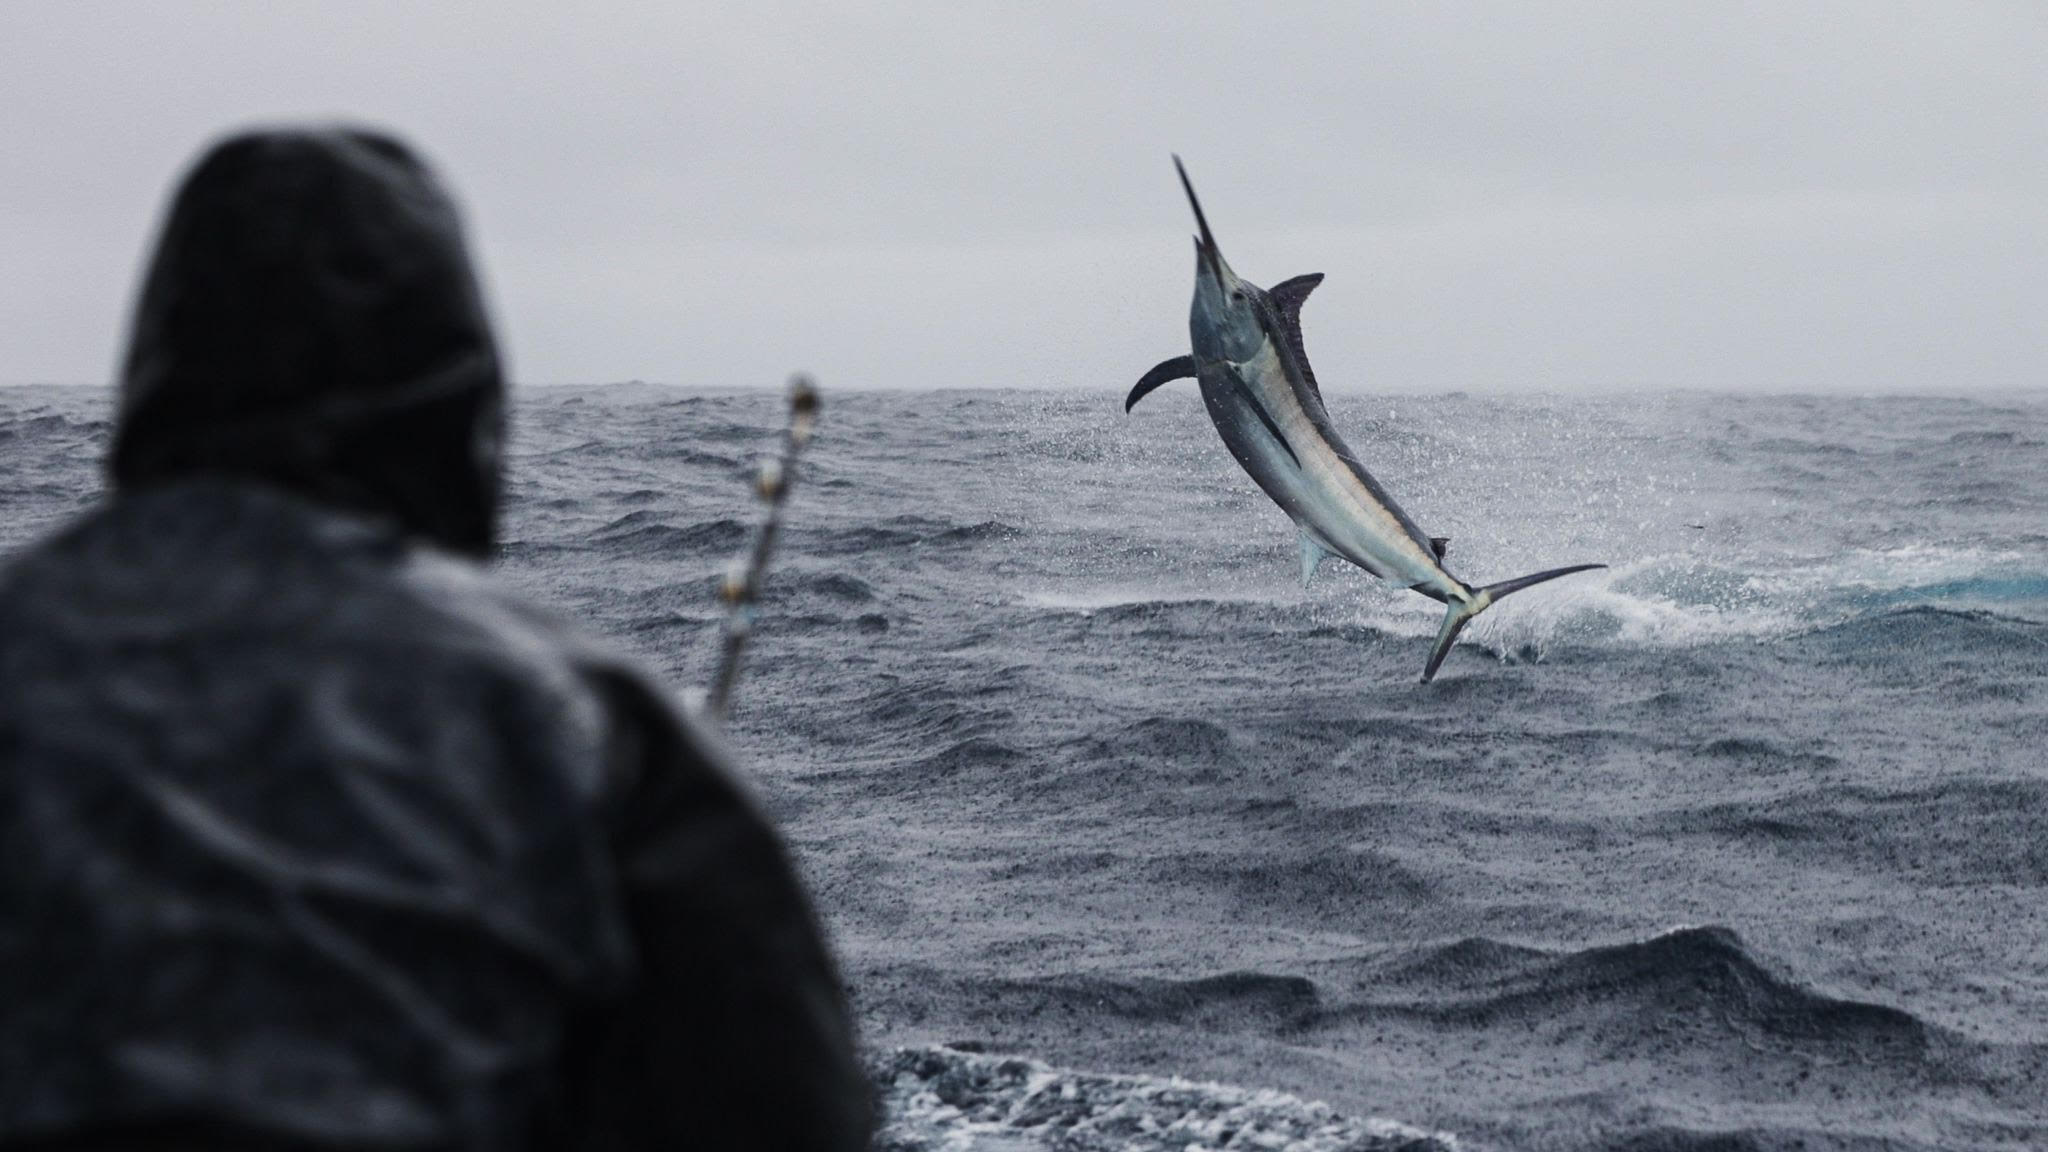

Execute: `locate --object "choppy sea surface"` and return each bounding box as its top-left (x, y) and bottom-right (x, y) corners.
top-left (5, 384), bottom-right (2046, 1150)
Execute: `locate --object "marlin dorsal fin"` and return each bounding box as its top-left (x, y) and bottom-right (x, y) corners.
top-left (1269, 273), bottom-right (1323, 321)
top-left (1125, 355), bottom-right (1197, 412)
top-left (1266, 273), bottom-right (1326, 399)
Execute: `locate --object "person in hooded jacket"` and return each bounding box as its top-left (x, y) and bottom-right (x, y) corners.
top-left (0, 128), bottom-right (873, 1150)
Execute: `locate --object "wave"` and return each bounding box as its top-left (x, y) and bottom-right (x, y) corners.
top-left (945, 928), bottom-right (1955, 1074)
top-left (807, 736), bottom-right (1025, 800)
top-left (803, 677), bottom-right (1022, 758)
top-left (0, 480), bottom-right (89, 502)
top-left (1689, 735), bottom-right (1841, 771)
top-left (1017, 592), bottom-right (1330, 648)
top-left (808, 515), bottom-right (1019, 556)
top-left (1019, 587), bottom-right (1295, 613)
top-left (1787, 604), bottom-right (2048, 668)
top-left (1062, 716), bottom-right (1244, 773)
top-left (938, 927), bottom-right (1933, 1056)
top-left (862, 921), bottom-right (2045, 1147)
top-left (1369, 935), bottom-right (1552, 989)
top-left (1407, 926), bottom-right (1936, 1055)
top-left (761, 569), bottom-right (879, 605)
top-left (588, 511), bottom-right (749, 556)
top-left (642, 444), bottom-right (743, 469)
top-left (14, 413), bottom-right (109, 438)
top-left (1647, 777), bottom-right (2048, 887)
top-left (872, 1044), bottom-right (1454, 1152)
top-left (678, 419), bottom-right (779, 444)
top-left (1146, 846), bottom-right (1437, 921)
top-left (1948, 429), bottom-right (2043, 448)
top-left (1596, 1123), bottom-right (1950, 1152)
top-left (987, 969), bottom-right (1326, 1032)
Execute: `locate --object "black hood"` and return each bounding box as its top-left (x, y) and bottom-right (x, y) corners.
top-left (111, 126), bottom-right (505, 556)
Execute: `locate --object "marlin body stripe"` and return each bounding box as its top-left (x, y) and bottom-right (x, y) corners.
top-left (1128, 156), bottom-right (1603, 682)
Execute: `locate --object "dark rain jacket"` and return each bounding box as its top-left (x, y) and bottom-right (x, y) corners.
top-left (0, 128), bottom-right (872, 1151)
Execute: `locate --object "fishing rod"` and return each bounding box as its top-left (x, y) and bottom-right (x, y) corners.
top-left (703, 373), bottom-right (819, 722)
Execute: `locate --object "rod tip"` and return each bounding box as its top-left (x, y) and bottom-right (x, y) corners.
top-left (788, 373), bottom-right (820, 416)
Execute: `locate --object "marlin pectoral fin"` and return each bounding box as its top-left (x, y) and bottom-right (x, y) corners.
top-left (1298, 531), bottom-right (1330, 588)
top-left (1430, 536), bottom-right (1450, 560)
top-left (1126, 355), bottom-right (1198, 412)
top-left (1226, 373), bottom-right (1300, 467)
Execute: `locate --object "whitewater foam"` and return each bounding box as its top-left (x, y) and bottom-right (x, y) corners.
top-left (873, 1045), bottom-right (1457, 1152)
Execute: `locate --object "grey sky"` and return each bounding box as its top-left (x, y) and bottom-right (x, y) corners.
top-left (5, 2), bottom-right (2045, 392)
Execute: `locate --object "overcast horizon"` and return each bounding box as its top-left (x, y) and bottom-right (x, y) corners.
top-left (6, 3), bottom-right (2046, 395)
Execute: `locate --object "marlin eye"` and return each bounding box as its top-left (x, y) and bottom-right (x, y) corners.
top-left (1231, 289), bottom-right (1245, 300)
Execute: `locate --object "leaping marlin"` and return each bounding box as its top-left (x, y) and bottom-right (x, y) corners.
top-left (1128, 157), bottom-right (1603, 682)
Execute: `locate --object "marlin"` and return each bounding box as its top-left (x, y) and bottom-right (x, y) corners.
top-left (1127, 157), bottom-right (1604, 682)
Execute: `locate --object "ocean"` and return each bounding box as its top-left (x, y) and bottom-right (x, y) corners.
top-left (4, 383), bottom-right (2045, 1150)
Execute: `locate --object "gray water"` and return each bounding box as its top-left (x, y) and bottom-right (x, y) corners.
top-left (5, 384), bottom-right (2046, 1150)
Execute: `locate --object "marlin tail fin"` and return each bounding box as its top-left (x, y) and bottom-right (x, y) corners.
top-left (1420, 563), bottom-right (1606, 683)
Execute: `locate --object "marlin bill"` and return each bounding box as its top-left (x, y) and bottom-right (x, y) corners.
top-left (1126, 156), bottom-right (1603, 682)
